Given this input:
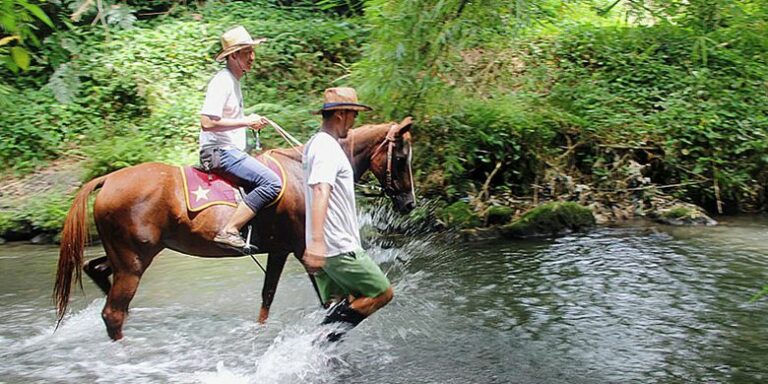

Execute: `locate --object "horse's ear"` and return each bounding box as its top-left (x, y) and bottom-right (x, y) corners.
top-left (396, 116), bottom-right (413, 136)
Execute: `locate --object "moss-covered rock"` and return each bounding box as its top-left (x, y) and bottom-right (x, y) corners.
top-left (486, 205), bottom-right (515, 225)
top-left (651, 203), bottom-right (717, 226)
top-left (501, 201), bottom-right (595, 238)
top-left (436, 201), bottom-right (482, 229)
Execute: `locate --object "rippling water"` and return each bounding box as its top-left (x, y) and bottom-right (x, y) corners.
top-left (1, 216), bottom-right (767, 383)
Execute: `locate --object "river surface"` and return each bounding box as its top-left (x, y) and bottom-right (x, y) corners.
top-left (1, 215), bottom-right (767, 383)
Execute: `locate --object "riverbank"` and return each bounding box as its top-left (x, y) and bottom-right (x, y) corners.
top-left (2, 2), bottom-right (766, 243)
top-left (0, 156), bottom-right (719, 245)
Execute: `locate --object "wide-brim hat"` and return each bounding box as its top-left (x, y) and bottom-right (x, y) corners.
top-left (312, 87), bottom-right (373, 115)
top-left (215, 26), bottom-right (266, 62)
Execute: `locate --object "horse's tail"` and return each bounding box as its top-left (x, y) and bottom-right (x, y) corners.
top-left (54, 174), bottom-right (108, 325)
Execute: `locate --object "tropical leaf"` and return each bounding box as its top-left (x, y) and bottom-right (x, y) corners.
top-left (17, 0), bottom-right (54, 28)
top-left (10, 45), bottom-right (29, 70)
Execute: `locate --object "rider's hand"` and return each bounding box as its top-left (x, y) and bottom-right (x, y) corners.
top-left (303, 246), bottom-right (326, 273)
top-left (245, 114), bottom-right (269, 131)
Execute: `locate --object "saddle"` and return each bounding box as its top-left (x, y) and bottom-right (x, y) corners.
top-left (180, 152), bottom-right (287, 212)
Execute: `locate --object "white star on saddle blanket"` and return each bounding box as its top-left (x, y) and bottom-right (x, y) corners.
top-left (192, 186), bottom-right (211, 202)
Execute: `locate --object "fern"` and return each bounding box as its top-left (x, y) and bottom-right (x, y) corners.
top-left (46, 63), bottom-right (81, 104)
top-left (106, 4), bottom-right (137, 30)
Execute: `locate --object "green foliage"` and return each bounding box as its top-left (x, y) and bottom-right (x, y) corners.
top-left (19, 191), bottom-right (72, 232)
top-left (0, 210), bottom-right (23, 235)
top-left (0, 190), bottom-right (73, 235)
top-left (82, 135), bottom-right (155, 179)
top-left (486, 205), bottom-right (514, 225)
top-left (661, 207), bottom-right (695, 220)
top-left (353, 0), bottom-right (517, 118)
top-left (0, 0), bottom-right (54, 72)
top-left (436, 201), bottom-right (481, 228)
top-left (538, 21), bottom-right (768, 208)
top-left (347, 0), bottom-right (768, 211)
top-left (0, 88), bottom-right (98, 171)
top-left (416, 94), bottom-right (563, 197)
top-left (1, 1), bottom-right (366, 172)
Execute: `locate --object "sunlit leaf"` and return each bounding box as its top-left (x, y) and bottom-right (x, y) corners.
top-left (10, 45), bottom-right (30, 70)
top-left (0, 35), bottom-right (20, 47)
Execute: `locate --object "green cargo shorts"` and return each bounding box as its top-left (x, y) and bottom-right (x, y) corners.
top-left (314, 249), bottom-right (391, 303)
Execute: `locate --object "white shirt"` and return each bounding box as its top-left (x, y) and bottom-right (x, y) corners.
top-left (199, 68), bottom-right (247, 151)
top-left (303, 131), bottom-right (361, 257)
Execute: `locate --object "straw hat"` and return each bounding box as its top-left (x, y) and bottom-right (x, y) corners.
top-left (312, 87), bottom-right (373, 115)
top-left (215, 26), bottom-right (266, 62)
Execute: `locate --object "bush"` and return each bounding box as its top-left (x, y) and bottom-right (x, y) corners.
top-left (536, 24), bottom-right (768, 209)
top-left (436, 201), bottom-right (481, 228)
top-left (20, 192), bottom-right (73, 233)
top-left (416, 95), bottom-right (561, 198)
top-left (82, 135), bottom-right (155, 180)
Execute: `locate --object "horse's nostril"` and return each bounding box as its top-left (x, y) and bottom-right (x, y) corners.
top-left (404, 201), bottom-right (415, 212)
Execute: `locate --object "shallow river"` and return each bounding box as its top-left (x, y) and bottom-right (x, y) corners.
top-left (1, 215), bottom-right (767, 383)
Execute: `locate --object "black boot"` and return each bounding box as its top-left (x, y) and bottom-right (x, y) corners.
top-left (320, 298), bottom-right (367, 343)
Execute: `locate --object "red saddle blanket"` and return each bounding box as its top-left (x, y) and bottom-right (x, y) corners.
top-left (180, 153), bottom-right (287, 212)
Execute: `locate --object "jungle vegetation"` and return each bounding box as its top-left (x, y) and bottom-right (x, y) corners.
top-left (1, 0), bottom-right (767, 234)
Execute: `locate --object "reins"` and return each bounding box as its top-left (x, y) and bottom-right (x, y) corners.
top-left (266, 118), bottom-right (303, 155)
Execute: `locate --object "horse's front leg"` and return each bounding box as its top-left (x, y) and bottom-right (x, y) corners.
top-left (258, 251), bottom-right (289, 324)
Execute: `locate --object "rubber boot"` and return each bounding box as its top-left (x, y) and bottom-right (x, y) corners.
top-left (319, 298), bottom-right (367, 343)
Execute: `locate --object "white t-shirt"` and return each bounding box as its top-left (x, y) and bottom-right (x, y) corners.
top-left (303, 131), bottom-right (361, 257)
top-left (199, 68), bottom-right (247, 151)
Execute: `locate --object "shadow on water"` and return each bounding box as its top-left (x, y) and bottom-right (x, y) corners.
top-left (1, 211), bottom-right (767, 383)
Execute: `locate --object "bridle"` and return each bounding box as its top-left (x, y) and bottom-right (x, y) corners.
top-left (375, 124), bottom-right (414, 200)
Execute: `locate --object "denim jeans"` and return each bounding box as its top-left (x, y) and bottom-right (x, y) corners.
top-left (215, 148), bottom-right (282, 212)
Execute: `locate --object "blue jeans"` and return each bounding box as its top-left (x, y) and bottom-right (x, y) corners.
top-left (215, 148), bottom-right (282, 212)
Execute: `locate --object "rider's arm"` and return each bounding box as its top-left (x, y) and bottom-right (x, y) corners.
top-left (200, 114), bottom-right (267, 132)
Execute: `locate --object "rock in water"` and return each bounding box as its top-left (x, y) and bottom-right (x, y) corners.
top-left (501, 201), bottom-right (595, 238)
top-left (30, 233), bottom-right (53, 245)
top-left (651, 203), bottom-right (717, 226)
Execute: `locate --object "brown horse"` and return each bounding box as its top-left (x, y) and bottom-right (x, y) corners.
top-left (54, 117), bottom-right (415, 340)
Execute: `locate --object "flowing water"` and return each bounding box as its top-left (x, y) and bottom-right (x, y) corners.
top-left (1, 214), bottom-right (768, 383)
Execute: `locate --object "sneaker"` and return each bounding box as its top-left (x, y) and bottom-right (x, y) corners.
top-left (213, 231), bottom-right (246, 248)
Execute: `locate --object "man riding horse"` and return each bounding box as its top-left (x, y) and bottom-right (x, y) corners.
top-left (199, 26), bottom-right (282, 249)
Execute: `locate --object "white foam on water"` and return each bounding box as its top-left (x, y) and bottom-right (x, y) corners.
top-left (182, 315), bottom-right (346, 384)
top-left (190, 362), bottom-right (251, 384)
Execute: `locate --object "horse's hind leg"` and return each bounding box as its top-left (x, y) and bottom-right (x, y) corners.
top-left (101, 245), bottom-right (158, 341)
top-left (83, 256), bottom-right (112, 295)
top-left (103, 270), bottom-right (141, 341)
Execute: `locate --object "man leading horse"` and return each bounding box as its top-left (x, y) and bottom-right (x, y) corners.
top-left (303, 88), bottom-right (395, 341)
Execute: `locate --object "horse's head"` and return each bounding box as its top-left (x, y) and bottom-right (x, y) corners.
top-left (369, 117), bottom-right (416, 213)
